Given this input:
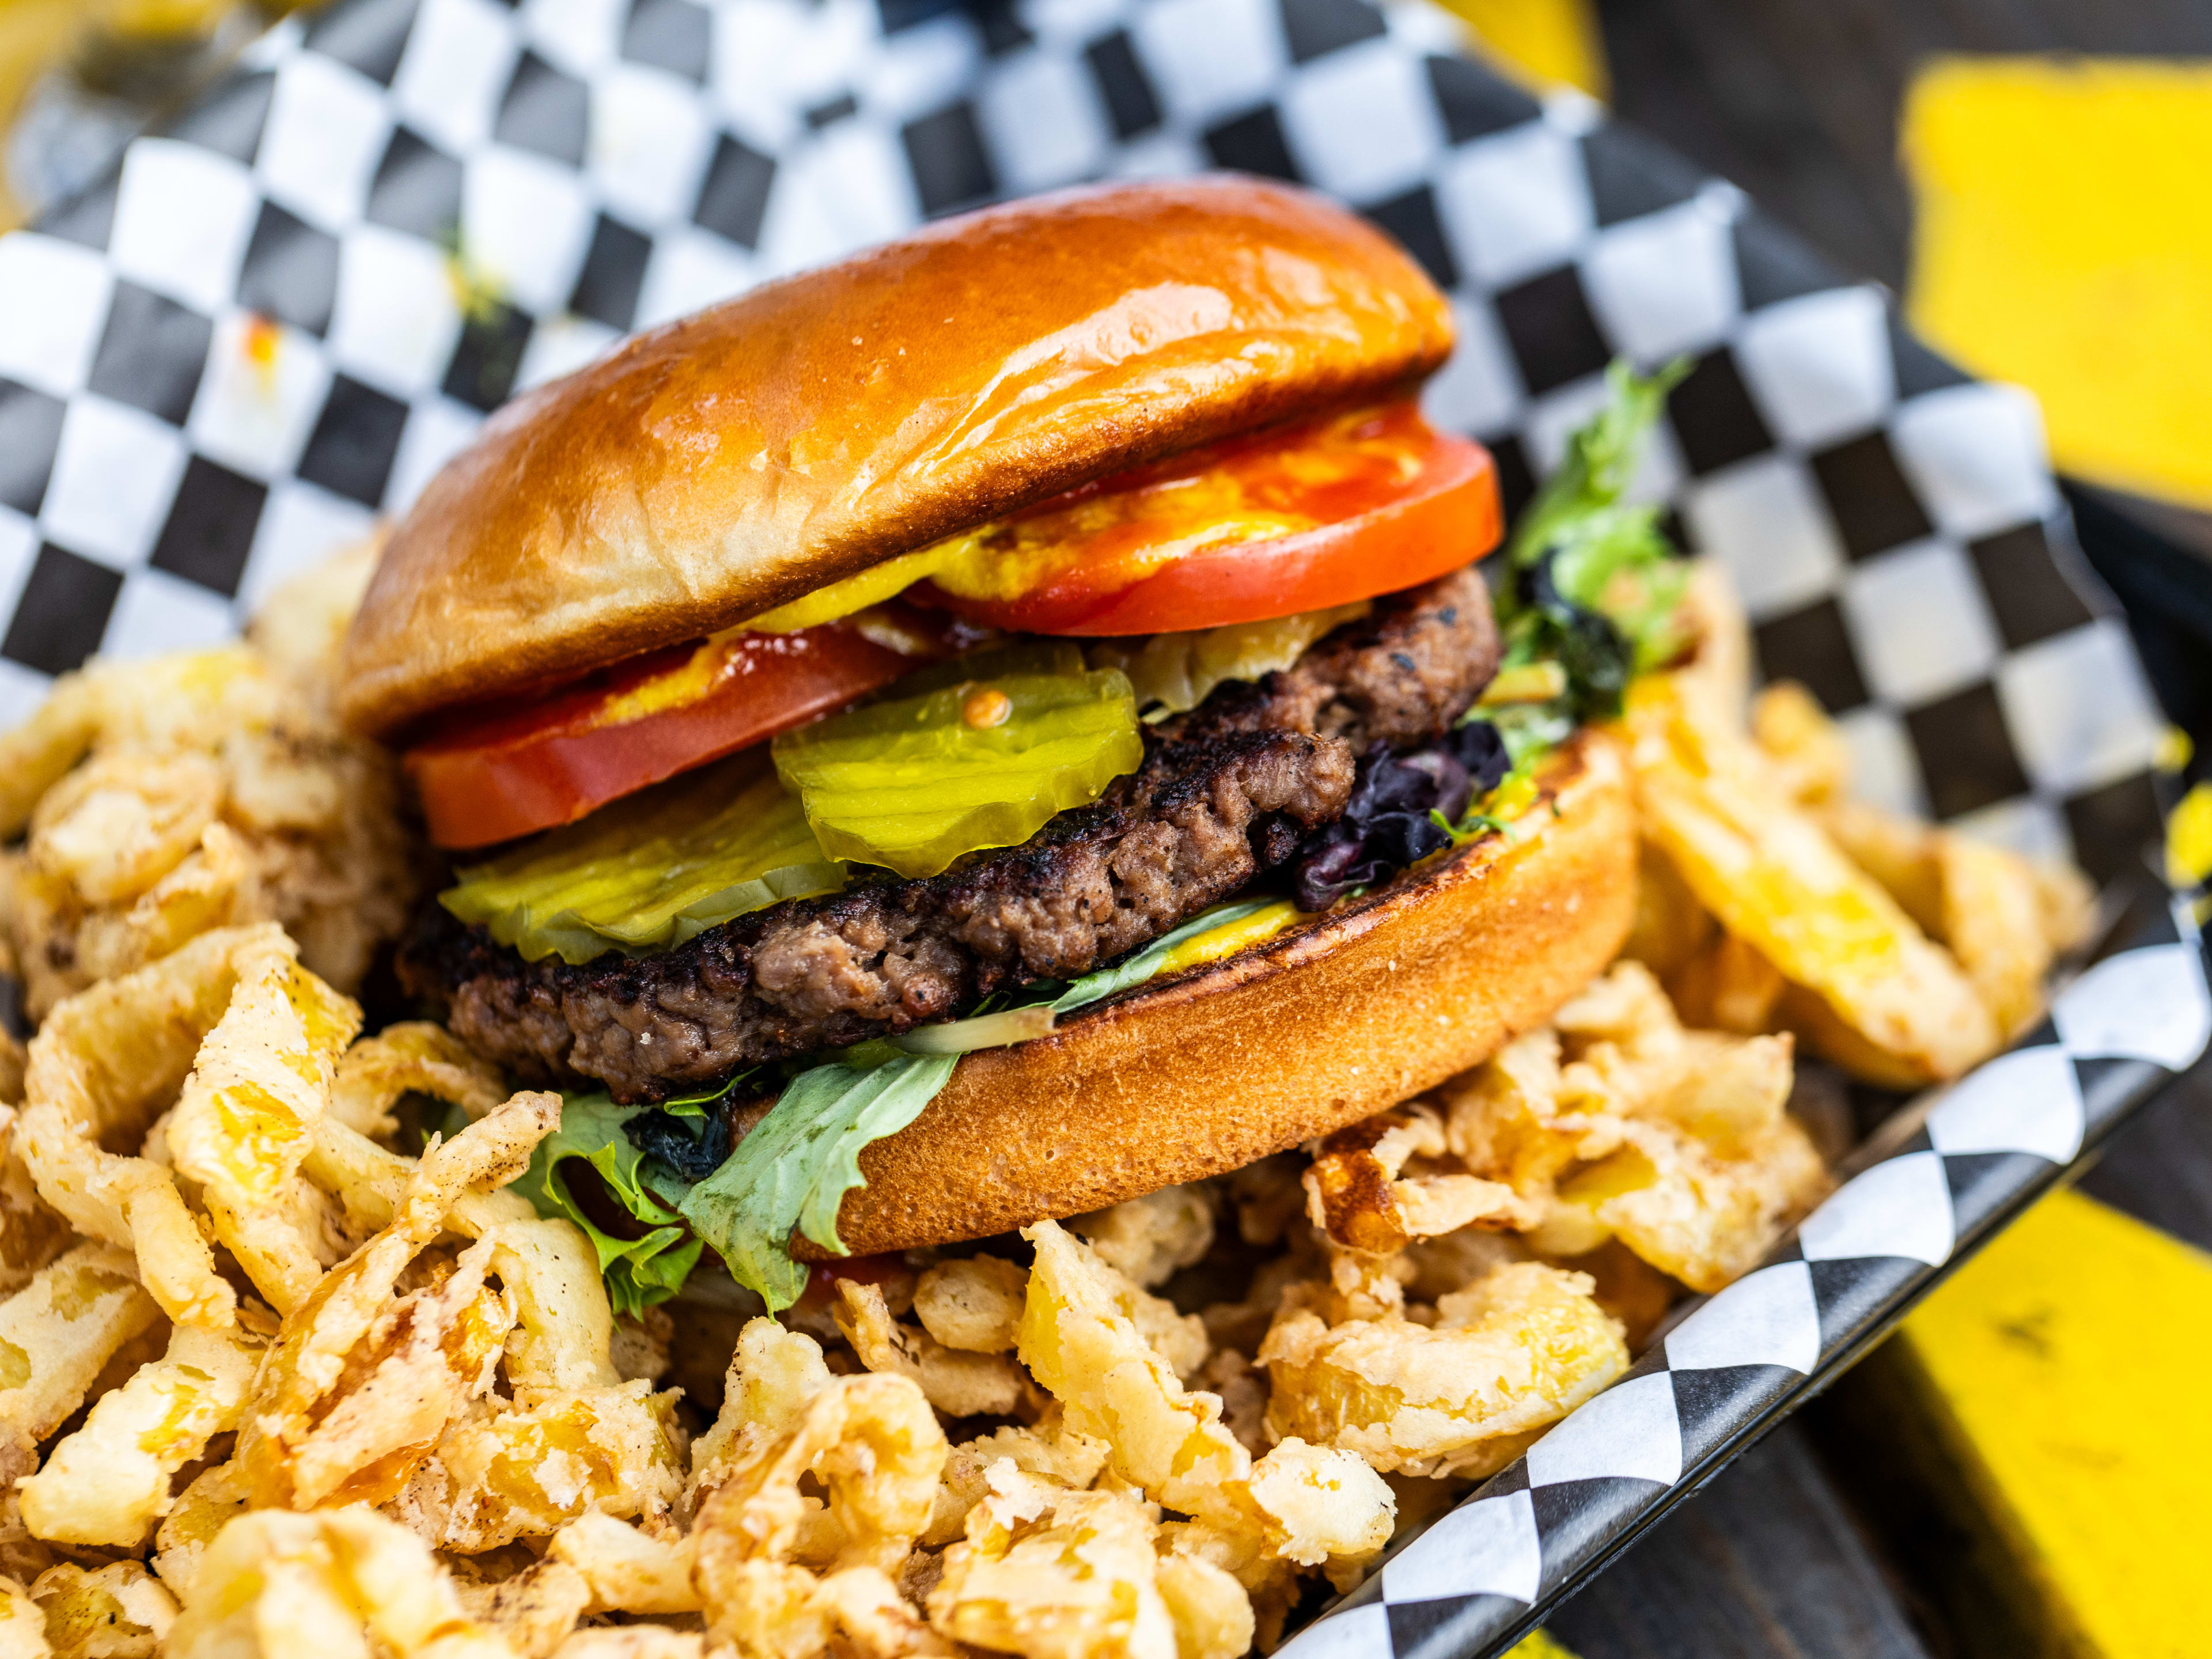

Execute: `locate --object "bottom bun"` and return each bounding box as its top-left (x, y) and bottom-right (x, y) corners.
top-left (817, 727), bottom-right (1638, 1257)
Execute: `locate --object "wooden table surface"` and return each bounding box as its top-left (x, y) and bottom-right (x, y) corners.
top-left (1594, 0), bottom-right (2212, 291)
top-left (1539, 6), bottom-right (2212, 1656)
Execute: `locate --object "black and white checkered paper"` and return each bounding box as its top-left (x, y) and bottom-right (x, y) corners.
top-left (0, 0), bottom-right (2168, 875)
top-left (1282, 907), bottom-right (2211, 1659)
top-left (0, 0), bottom-right (2202, 1650)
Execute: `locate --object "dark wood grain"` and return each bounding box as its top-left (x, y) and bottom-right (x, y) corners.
top-left (2081, 1063), bottom-right (2212, 1253)
top-left (1545, 1423), bottom-right (1934, 1659)
top-left (1593, 0), bottom-right (2212, 289)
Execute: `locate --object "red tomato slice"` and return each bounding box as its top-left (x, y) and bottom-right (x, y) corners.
top-left (405, 615), bottom-right (950, 849)
top-left (404, 405), bottom-right (1499, 851)
top-left (916, 418), bottom-right (1501, 636)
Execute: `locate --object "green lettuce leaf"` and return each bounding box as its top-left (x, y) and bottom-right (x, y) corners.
top-left (677, 1051), bottom-right (958, 1311)
top-left (671, 896), bottom-right (1279, 1310)
top-left (1500, 359), bottom-right (1693, 700)
top-left (655, 1067), bottom-right (761, 1120)
top-left (516, 894), bottom-right (1264, 1316)
top-left (1507, 358), bottom-right (1684, 569)
top-left (512, 1093), bottom-right (706, 1318)
top-left (1483, 701), bottom-right (1577, 770)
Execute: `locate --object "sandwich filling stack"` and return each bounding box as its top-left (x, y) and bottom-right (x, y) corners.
top-left (338, 178), bottom-right (1686, 1309)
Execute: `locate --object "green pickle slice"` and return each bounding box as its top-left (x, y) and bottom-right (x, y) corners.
top-left (772, 643), bottom-right (1144, 878)
top-left (441, 756), bottom-right (847, 965)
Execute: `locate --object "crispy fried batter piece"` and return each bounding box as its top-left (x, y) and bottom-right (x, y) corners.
top-left (835, 1279), bottom-right (1038, 1419)
top-left (298, 1112), bottom-right (617, 1396)
top-left (464, 1556), bottom-right (594, 1659)
top-left (1017, 1221), bottom-right (1395, 1587)
top-left (1271, 959), bottom-right (1829, 1476)
top-left (151, 1463), bottom-right (250, 1601)
top-left (552, 1633), bottom-right (705, 1659)
top-left (1748, 680), bottom-right (1848, 806)
top-left (0, 628), bottom-right (418, 1020)
top-left (232, 1094), bottom-right (562, 1512)
top-left (1438, 963), bottom-right (1831, 1290)
top-left (0, 1111), bottom-right (70, 1299)
top-left (1017, 1222), bottom-right (1251, 1531)
top-left (547, 1512), bottom-right (699, 1615)
top-left (1627, 665), bottom-right (1997, 1086)
top-left (922, 1415), bottom-right (1113, 1548)
top-left (244, 536), bottom-right (382, 698)
top-left (1260, 1262), bottom-right (1628, 1478)
top-left (695, 1373), bottom-right (946, 1575)
top-left (165, 1505), bottom-right (507, 1659)
top-left (17, 924), bottom-right (310, 1327)
top-left (393, 1381), bottom-right (687, 1551)
top-left (691, 1373), bottom-right (949, 1658)
top-left (929, 1466), bottom-right (1191, 1659)
top-left (688, 1316), bottom-right (835, 1506)
top-left (1626, 568), bottom-right (2095, 1084)
top-left (29, 1560), bottom-right (176, 1659)
top-left (0, 1573), bottom-right (43, 1657)
top-left (166, 948), bottom-right (362, 1315)
top-left (0, 1243), bottom-right (162, 1459)
top-left (911, 1256), bottom-right (1028, 1354)
top-left (1303, 1105), bottom-right (1518, 1256)
top-left (1820, 798), bottom-right (2096, 1042)
top-left (18, 1323), bottom-right (263, 1548)
top-left (331, 1021), bottom-right (509, 1141)
top-left (1069, 1186), bottom-right (1217, 1290)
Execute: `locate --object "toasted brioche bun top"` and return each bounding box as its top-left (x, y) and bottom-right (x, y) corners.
top-left (339, 177), bottom-right (1456, 739)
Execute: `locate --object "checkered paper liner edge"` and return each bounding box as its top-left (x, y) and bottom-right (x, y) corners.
top-left (1279, 906), bottom-right (2212, 1659)
top-left (0, 0), bottom-right (2198, 1651)
top-left (0, 0), bottom-right (2171, 892)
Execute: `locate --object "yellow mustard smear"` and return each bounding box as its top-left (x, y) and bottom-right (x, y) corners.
top-left (1483, 770), bottom-right (1540, 821)
top-left (1152, 899), bottom-right (1308, 979)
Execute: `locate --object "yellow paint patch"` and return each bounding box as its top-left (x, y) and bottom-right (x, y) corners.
top-left (2166, 781), bottom-right (2212, 889)
top-left (1504, 1632), bottom-right (1582, 1659)
top-left (1440, 0), bottom-right (1607, 99)
top-left (1, 1), bottom-right (316, 230)
top-left (1903, 58), bottom-right (2212, 508)
top-left (0, 1), bottom-right (82, 230)
top-left (1897, 1185), bottom-right (2212, 1656)
top-left (2153, 725), bottom-right (2194, 774)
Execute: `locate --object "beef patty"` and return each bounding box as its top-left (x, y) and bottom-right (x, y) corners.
top-left (402, 564), bottom-right (1501, 1101)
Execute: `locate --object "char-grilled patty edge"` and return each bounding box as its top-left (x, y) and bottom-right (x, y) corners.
top-left (402, 563), bottom-right (1500, 1100)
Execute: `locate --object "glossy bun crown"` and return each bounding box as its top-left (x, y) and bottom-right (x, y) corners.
top-left (339, 177), bottom-right (1456, 738)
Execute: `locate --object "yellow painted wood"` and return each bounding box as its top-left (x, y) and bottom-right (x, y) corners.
top-left (1902, 57), bottom-right (2212, 510)
top-left (0, 0), bottom-right (84, 231)
top-left (1895, 1185), bottom-right (2212, 1657)
top-left (2168, 780), bottom-right (2212, 889)
top-left (1435, 0), bottom-right (1607, 99)
top-left (0, 0), bottom-right (318, 232)
top-left (1504, 1632), bottom-right (1581, 1659)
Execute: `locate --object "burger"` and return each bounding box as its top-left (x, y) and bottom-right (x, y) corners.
top-left (339, 176), bottom-right (1681, 1312)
